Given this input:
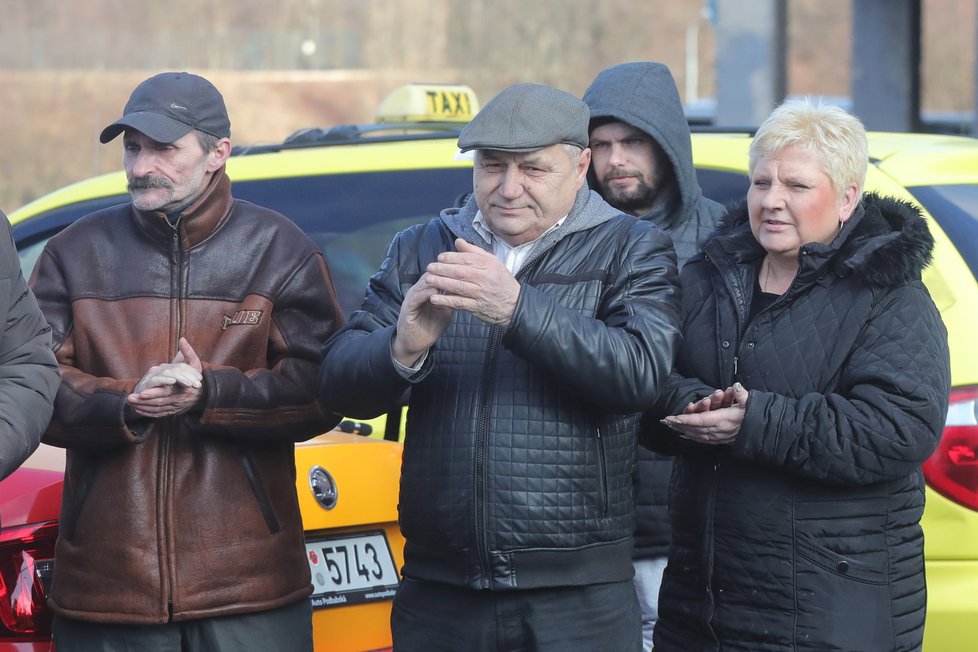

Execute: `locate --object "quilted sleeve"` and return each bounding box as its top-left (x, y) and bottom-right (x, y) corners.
top-left (319, 224), bottom-right (427, 419)
top-left (638, 370), bottom-right (720, 455)
top-left (504, 218), bottom-right (681, 413)
top-left (733, 283), bottom-right (951, 485)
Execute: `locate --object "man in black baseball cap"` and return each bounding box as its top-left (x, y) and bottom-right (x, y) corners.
top-left (320, 81), bottom-right (680, 651)
top-left (94, 72), bottom-right (233, 214)
top-left (32, 71), bottom-right (342, 652)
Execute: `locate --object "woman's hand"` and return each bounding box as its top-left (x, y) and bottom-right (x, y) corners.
top-left (660, 383), bottom-right (749, 445)
top-left (682, 386), bottom-right (737, 414)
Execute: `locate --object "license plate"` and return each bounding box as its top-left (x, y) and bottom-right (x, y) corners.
top-left (306, 531), bottom-right (400, 609)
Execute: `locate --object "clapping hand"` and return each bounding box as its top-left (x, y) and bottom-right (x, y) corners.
top-left (127, 337), bottom-right (204, 418)
top-left (425, 238), bottom-right (520, 326)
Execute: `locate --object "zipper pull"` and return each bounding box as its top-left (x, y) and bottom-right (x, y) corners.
top-left (733, 356), bottom-right (739, 378)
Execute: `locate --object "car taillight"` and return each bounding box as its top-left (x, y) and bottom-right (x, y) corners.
top-left (0, 521), bottom-right (57, 640)
top-left (923, 385), bottom-right (978, 511)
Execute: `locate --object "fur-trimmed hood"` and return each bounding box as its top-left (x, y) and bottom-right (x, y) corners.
top-left (703, 192), bottom-right (934, 288)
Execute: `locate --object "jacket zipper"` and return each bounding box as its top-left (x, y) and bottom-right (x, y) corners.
top-left (171, 221), bottom-right (185, 337)
top-left (161, 218), bottom-right (184, 614)
top-left (472, 247), bottom-right (550, 587)
top-left (709, 250), bottom-right (806, 637)
top-left (729, 252), bottom-right (803, 384)
top-left (705, 456), bottom-right (721, 646)
top-left (595, 425), bottom-right (608, 518)
top-left (474, 326), bottom-right (501, 588)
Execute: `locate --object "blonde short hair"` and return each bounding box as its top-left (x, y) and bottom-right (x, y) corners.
top-left (749, 98), bottom-right (868, 202)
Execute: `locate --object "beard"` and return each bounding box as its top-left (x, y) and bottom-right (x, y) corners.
top-left (600, 175), bottom-right (660, 215)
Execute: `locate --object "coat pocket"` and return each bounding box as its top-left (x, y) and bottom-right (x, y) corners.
top-left (60, 458), bottom-right (97, 541)
top-left (239, 449), bottom-right (282, 534)
top-left (794, 537), bottom-right (893, 650)
top-left (594, 425), bottom-right (608, 518)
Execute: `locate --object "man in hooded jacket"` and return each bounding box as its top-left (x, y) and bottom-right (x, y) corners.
top-left (583, 61), bottom-right (726, 649)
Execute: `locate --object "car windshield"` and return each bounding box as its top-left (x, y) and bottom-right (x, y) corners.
top-left (907, 184), bottom-right (978, 283)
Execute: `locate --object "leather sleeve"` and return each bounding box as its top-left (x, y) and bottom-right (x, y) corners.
top-left (31, 238), bottom-right (143, 449)
top-left (319, 224), bottom-right (425, 419)
top-left (504, 218), bottom-right (681, 413)
top-left (190, 250), bottom-right (344, 442)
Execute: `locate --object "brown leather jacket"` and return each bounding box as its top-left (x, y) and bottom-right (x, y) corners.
top-left (30, 169), bottom-right (343, 624)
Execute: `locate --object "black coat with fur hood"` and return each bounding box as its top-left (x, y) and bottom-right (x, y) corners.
top-left (645, 194), bottom-right (951, 651)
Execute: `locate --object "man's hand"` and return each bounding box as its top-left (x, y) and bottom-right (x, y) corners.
top-left (425, 238), bottom-right (521, 326)
top-left (127, 337), bottom-right (204, 418)
top-left (660, 383), bottom-right (749, 445)
top-left (392, 273), bottom-right (455, 368)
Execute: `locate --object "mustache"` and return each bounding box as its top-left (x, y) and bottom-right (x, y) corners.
top-left (605, 169), bottom-right (643, 180)
top-left (128, 176), bottom-right (173, 191)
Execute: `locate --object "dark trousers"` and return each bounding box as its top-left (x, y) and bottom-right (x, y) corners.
top-left (391, 576), bottom-right (642, 652)
top-left (51, 599), bottom-right (312, 652)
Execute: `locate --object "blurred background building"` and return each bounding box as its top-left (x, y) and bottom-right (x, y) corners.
top-left (1, 0), bottom-right (975, 212)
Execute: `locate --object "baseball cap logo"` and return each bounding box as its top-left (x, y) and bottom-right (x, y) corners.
top-left (170, 103), bottom-right (188, 111)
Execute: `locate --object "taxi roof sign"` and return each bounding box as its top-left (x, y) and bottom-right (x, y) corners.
top-left (375, 83), bottom-right (480, 124)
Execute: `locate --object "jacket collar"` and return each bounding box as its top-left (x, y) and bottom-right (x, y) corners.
top-left (132, 167), bottom-right (233, 249)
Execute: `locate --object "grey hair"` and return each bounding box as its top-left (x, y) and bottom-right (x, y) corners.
top-left (195, 130), bottom-right (221, 153)
top-left (749, 98), bottom-right (868, 202)
top-left (563, 143), bottom-right (584, 166)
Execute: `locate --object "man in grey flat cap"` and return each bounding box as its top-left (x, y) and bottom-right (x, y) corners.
top-left (31, 71), bottom-right (343, 651)
top-left (319, 82), bottom-right (681, 651)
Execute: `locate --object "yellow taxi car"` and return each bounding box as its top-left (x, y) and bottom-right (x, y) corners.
top-left (1, 86), bottom-right (976, 650)
top-left (864, 133), bottom-right (978, 651)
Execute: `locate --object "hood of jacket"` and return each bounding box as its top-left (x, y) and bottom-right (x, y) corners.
top-left (583, 62), bottom-right (704, 231)
top-left (704, 192), bottom-right (934, 289)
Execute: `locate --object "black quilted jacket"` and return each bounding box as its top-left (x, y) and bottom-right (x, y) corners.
top-left (645, 194), bottom-right (951, 651)
top-left (320, 187), bottom-right (681, 591)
